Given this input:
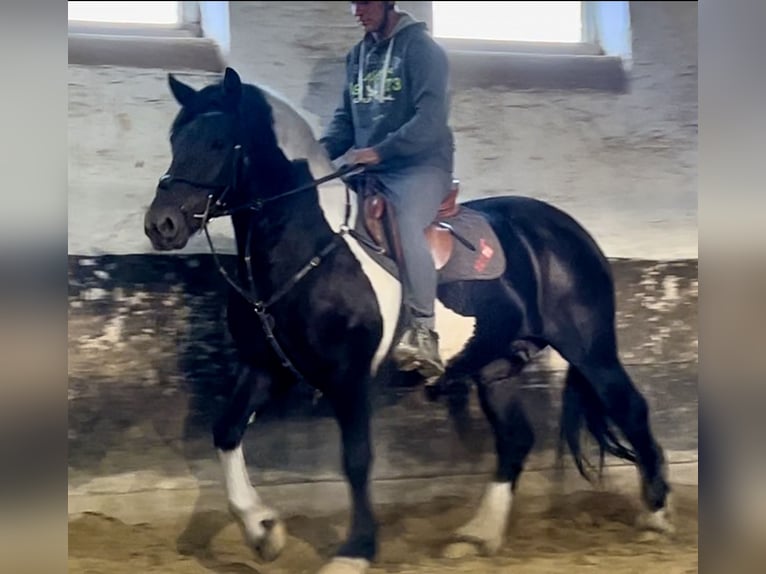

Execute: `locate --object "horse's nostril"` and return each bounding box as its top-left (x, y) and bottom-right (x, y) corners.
top-left (158, 216), bottom-right (176, 236)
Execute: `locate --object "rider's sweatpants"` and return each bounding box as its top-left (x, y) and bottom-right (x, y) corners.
top-left (375, 164), bottom-right (453, 330)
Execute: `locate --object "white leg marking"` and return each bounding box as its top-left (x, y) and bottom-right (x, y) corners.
top-left (636, 459), bottom-right (675, 534)
top-left (218, 445), bottom-right (286, 561)
top-left (315, 557), bottom-right (370, 574)
top-left (219, 444), bottom-right (263, 512)
top-left (445, 482), bottom-right (512, 557)
top-left (637, 492), bottom-right (676, 534)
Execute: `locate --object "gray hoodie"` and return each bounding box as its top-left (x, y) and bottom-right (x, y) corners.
top-left (320, 12), bottom-right (454, 174)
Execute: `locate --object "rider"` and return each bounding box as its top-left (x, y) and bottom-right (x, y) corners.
top-left (319, 0), bottom-right (455, 379)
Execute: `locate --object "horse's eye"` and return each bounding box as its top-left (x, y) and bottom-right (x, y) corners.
top-left (211, 139), bottom-right (225, 151)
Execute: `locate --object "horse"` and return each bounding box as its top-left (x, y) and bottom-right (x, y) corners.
top-left (143, 67), bottom-right (674, 574)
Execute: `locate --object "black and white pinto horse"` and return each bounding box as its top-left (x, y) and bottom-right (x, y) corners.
top-left (144, 68), bottom-right (673, 574)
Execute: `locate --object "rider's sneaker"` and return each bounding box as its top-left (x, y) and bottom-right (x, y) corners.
top-left (391, 324), bottom-right (445, 379)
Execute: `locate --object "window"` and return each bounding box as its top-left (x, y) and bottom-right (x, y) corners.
top-left (67, 1), bottom-right (200, 37)
top-left (424, 1), bottom-right (632, 92)
top-left (68, 1), bottom-right (230, 72)
top-left (432, 1), bottom-right (583, 44)
top-left (68, 2), bottom-right (181, 27)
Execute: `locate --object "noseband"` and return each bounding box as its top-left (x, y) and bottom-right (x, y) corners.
top-left (158, 142), bottom-right (247, 226)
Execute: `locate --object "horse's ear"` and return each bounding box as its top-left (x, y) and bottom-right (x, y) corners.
top-left (222, 67), bottom-right (242, 108)
top-left (168, 73), bottom-right (196, 107)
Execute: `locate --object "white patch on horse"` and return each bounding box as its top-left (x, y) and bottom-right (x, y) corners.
top-left (267, 93), bottom-right (401, 375)
top-left (452, 481), bottom-right (512, 555)
top-left (637, 492), bottom-right (676, 534)
top-left (320, 179), bottom-right (401, 374)
top-left (218, 446), bottom-right (286, 560)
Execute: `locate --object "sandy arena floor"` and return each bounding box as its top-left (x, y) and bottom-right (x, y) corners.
top-left (69, 483), bottom-right (697, 574)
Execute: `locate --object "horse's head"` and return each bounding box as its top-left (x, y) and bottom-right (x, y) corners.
top-left (144, 67), bottom-right (277, 251)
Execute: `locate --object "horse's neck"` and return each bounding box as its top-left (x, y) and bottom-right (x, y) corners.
top-left (231, 170), bottom-right (333, 295)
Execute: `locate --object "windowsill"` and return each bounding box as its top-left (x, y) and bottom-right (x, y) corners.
top-left (441, 44), bottom-right (627, 93)
top-left (68, 31), bottom-right (226, 73)
top-left (436, 37), bottom-right (604, 56)
top-left (68, 22), bottom-right (202, 38)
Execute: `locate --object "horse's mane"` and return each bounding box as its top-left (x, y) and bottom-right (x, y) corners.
top-left (169, 79), bottom-right (280, 157)
top-left (167, 72), bottom-right (339, 196)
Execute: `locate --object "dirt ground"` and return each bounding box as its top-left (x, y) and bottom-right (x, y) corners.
top-left (69, 484), bottom-right (697, 574)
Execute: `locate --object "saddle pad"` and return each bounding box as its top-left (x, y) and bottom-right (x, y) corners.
top-left (352, 205), bottom-right (506, 285)
top-left (436, 206), bottom-right (506, 284)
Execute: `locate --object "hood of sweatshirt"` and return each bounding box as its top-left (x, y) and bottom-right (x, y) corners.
top-left (354, 12), bottom-right (423, 105)
top-left (343, 11), bottom-right (453, 172)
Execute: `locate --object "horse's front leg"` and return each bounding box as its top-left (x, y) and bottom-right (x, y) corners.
top-left (317, 376), bottom-right (376, 574)
top-left (213, 365), bottom-right (286, 562)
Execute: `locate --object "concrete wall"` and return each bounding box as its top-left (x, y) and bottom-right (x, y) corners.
top-left (68, 2), bottom-right (697, 521)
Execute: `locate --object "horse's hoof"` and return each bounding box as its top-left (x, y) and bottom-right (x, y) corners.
top-left (636, 493), bottom-right (675, 535)
top-left (442, 541), bottom-right (480, 559)
top-left (234, 509), bottom-right (287, 562)
top-left (315, 557), bottom-right (370, 574)
top-left (176, 538), bottom-right (197, 557)
top-left (254, 517), bottom-right (287, 561)
top-left (636, 507), bottom-right (675, 535)
top-left (443, 521), bottom-right (504, 558)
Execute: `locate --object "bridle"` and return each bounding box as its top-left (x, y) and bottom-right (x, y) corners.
top-left (157, 142), bottom-right (246, 224)
top-left (157, 140), bottom-right (372, 384)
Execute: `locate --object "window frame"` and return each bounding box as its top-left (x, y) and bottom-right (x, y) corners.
top-left (430, 1), bottom-right (596, 54)
top-left (67, 1), bottom-right (226, 73)
top-left (398, 0), bottom-right (631, 92)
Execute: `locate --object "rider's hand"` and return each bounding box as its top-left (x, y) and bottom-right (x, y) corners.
top-left (348, 147), bottom-right (381, 166)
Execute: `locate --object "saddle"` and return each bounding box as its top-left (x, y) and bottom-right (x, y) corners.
top-left (359, 177), bottom-right (461, 271)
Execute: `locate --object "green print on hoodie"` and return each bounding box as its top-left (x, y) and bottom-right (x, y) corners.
top-left (321, 12), bottom-right (455, 174)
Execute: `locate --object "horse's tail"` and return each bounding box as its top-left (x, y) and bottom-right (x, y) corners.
top-left (558, 365), bottom-right (638, 483)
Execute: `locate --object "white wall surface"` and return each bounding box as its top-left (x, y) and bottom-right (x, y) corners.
top-left (68, 1), bottom-right (697, 259)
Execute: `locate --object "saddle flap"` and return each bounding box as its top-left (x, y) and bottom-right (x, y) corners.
top-left (363, 194), bottom-right (385, 220)
top-left (362, 194), bottom-right (387, 250)
top-left (437, 180), bottom-right (460, 219)
top-left (364, 181), bottom-right (459, 222)
top-left (425, 225), bottom-right (454, 270)
top-left (358, 175), bottom-right (463, 270)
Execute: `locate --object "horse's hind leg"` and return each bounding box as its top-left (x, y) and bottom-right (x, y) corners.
top-left (434, 294), bottom-right (534, 393)
top-left (213, 365), bottom-right (286, 561)
top-left (444, 343), bottom-right (537, 558)
top-left (562, 348), bottom-right (673, 533)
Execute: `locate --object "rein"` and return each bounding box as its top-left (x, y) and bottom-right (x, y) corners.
top-left (187, 159), bottom-right (372, 384)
